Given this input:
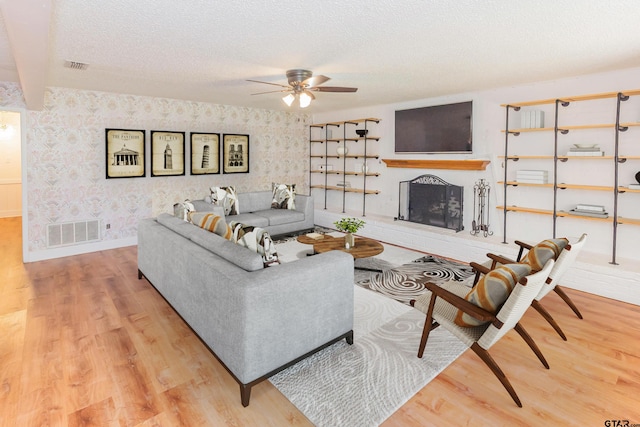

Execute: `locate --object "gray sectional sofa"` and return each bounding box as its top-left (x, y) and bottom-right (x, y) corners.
top-left (190, 190), bottom-right (314, 237)
top-left (137, 213), bottom-right (355, 406)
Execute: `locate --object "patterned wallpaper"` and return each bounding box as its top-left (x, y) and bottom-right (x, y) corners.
top-left (0, 82), bottom-right (310, 253)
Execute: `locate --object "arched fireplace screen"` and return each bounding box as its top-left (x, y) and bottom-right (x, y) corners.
top-left (396, 174), bottom-right (463, 232)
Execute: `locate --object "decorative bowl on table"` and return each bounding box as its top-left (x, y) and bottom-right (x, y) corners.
top-left (573, 144), bottom-right (597, 148)
top-left (355, 129), bottom-right (368, 137)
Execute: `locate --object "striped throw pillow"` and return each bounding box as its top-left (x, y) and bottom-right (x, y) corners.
top-left (521, 238), bottom-right (569, 272)
top-left (189, 212), bottom-right (232, 240)
top-left (454, 263), bottom-right (532, 327)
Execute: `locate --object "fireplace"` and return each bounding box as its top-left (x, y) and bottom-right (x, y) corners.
top-left (396, 174), bottom-right (463, 232)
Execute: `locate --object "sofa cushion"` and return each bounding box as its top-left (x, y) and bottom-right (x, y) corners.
top-left (454, 263), bottom-right (531, 327)
top-left (520, 238), bottom-right (569, 272)
top-left (173, 200), bottom-right (195, 221)
top-left (189, 212), bottom-right (232, 240)
top-left (210, 186), bottom-right (239, 215)
top-left (238, 191), bottom-right (273, 213)
top-left (229, 221), bottom-right (280, 266)
top-left (188, 227), bottom-right (265, 272)
top-left (253, 208), bottom-right (304, 226)
top-left (231, 213), bottom-right (270, 227)
top-left (271, 183), bottom-right (296, 210)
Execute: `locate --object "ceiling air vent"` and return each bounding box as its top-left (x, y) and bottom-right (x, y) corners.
top-left (64, 60), bottom-right (89, 71)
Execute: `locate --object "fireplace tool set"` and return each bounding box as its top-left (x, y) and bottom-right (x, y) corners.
top-left (471, 179), bottom-right (493, 237)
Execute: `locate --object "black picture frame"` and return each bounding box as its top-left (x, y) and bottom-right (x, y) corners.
top-left (190, 132), bottom-right (220, 175)
top-left (150, 131), bottom-right (185, 177)
top-left (105, 128), bottom-right (146, 179)
top-left (223, 134), bottom-right (249, 174)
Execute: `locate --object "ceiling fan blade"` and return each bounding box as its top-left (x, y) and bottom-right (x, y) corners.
top-left (311, 86), bottom-right (358, 93)
top-left (246, 79), bottom-right (291, 89)
top-left (251, 89), bottom-right (291, 95)
top-left (303, 90), bottom-right (316, 100)
top-left (302, 74), bottom-right (330, 88)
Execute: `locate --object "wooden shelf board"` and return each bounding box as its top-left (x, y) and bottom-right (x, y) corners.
top-left (314, 118), bottom-right (381, 127)
top-left (503, 123), bottom-right (640, 133)
top-left (618, 217), bottom-right (640, 225)
top-left (559, 156), bottom-right (615, 160)
top-left (310, 170), bottom-right (380, 177)
top-left (502, 181), bottom-right (554, 188)
top-left (501, 155), bottom-right (554, 160)
top-left (500, 89), bottom-right (640, 107)
top-left (381, 159), bottom-right (490, 170)
top-left (311, 185), bottom-right (379, 194)
top-left (557, 183), bottom-right (613, 191)
top-left (618, 187), bottom-right (640, 193)
top-left (497, 206), bottom-right (555, 215)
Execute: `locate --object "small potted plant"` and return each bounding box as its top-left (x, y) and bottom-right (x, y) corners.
top-left (334, 217), bottom-right (365, 248)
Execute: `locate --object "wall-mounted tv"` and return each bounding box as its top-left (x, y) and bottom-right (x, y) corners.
top-left (394, 101), bottom-right (473, 154)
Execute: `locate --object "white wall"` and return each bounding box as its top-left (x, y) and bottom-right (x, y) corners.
top-left (312, 66), bottom-right (640, 266)
top-left (0, 110), bottom-right (21, 217)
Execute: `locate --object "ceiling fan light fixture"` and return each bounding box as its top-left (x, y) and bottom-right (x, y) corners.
top-left (299, 92), bottom-right (312, 108)
top-left (282, 93), bottom-right (295, 106)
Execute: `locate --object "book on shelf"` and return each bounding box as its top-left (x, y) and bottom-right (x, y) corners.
top-left (516, 171), bottom-right (548, 177)
top-left (626, 183), bottom-right (640, 189)
top-left (517, 169), bottom-right (548, 174)
top-left (566, 151), bottom-right (605, 156)
top-left (575, 204), bottom-right (606, 212)
top-left (514, 178), bottom-right (548, 184)
top-left (569, 209), bottom-right (609, 218)
top-left (569, 147), bottom-right (601, 152)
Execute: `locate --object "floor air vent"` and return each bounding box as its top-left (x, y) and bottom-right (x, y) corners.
top-left (47, 220), bottom-right (101, 248)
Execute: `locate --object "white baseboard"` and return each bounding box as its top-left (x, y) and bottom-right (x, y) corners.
top-left (25, 237), bottom-right (138, 262)
top-left (315, 209), bottom-right (640, 306)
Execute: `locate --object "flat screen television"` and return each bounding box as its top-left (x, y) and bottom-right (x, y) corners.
top-left (394, 101), bottom-right (473, 153)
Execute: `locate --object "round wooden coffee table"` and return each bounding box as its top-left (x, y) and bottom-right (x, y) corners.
top-left (311, 235), bottom-right (384, 259)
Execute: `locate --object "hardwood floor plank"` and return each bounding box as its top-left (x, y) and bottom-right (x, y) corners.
top-left (1, 217), bottom-right (639, 426)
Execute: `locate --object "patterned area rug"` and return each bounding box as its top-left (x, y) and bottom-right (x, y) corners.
top-left (269, 239), bottom-right (476, 427)
top-left (356, 255), bottom-right (476, 306)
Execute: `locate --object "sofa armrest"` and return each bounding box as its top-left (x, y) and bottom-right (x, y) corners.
top-left (231, 250), bottom-right (354, 383)
top-left (295, 194), bottom-right (314, 221)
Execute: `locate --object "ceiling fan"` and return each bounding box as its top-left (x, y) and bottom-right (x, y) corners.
top-left (247, 69), bottom-right (357, 108)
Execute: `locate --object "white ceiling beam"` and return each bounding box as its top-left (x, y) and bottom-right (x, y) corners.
top-left (0, 0), bottom-right (52, 110)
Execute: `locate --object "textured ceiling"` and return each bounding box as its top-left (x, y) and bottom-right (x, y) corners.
top-left (2, 0), bottom-right (640, 112)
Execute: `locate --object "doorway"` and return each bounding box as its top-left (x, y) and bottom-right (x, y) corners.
top-left (0, 109), bottom-right (22, 259)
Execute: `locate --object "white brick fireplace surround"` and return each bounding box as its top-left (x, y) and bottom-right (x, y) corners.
top-left (315, 209), bottom-right (640, 307)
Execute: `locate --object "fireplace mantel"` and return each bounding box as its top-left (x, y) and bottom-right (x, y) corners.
top-left (381, 159), bottom-right (491, 171)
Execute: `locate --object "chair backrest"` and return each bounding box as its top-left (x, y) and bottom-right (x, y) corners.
top-left (478, 258), bottom-right (554, 350)
top-left (535, 233), bottom-right (587, 301)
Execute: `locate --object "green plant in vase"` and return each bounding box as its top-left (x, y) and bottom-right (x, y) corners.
top-left (334, 217), bottom-right (365, 248)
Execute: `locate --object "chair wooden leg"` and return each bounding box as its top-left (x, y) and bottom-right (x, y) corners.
top-left (514, 322), bottom-right (549, 369)
top-left (554, 286), bottom-right (583, 319)
top-left (531, 300), bottom-right (567, 341)
top-left (416, 294), bottom-right (438, 358)
top-left (470, 342), bottom-right (522, 407)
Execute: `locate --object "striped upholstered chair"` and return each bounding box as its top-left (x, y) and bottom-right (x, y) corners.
top-left (486, 233), bottom-right (587, 340)
top-left (410, 259), bottom-right (554, 407)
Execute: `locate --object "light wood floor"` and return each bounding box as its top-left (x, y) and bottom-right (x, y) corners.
top-left (1, 216), bottom-right (639, 426)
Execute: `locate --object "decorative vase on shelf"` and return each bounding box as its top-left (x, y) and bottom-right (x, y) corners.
top-left (635, 171), bottom-right (640, 185)
top-left (345, 233), bottom-right (355, 249)
top-left (336, 146), bottom-right (348, 156)
top-left (361, 162), bottom-right (368, 173)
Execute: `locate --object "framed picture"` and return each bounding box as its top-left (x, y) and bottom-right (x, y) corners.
top-left (105, 128), bottom-right (146, 179)
top-left (223, 134), bottom-right (249, 174)
top-left (190, 132), bottom-right (220, 175)
top-left (151, 131), bottom-right (185, 177)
